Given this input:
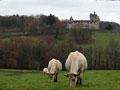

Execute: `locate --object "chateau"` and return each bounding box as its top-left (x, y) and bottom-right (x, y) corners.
top-left (67, 12), bottom-right (100, 30)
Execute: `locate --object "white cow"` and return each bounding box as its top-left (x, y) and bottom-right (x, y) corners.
top-left (65, 51), bottom-right (88, 86)
top-left (47, 58), bottom-right (62, 83)
top-left (43, 68), bottom-right (48, 75)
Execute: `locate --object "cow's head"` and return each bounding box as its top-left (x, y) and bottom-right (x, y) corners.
top-left (65, 73), bottom-right (80, 86)
top-left (47, 73), bottom-right (55, 83)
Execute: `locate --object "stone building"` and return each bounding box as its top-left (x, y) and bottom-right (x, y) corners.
top-left (67, 12), bottom-right (100, 30)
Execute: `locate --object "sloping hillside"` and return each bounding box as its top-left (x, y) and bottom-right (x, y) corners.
top-left (100, 21), bottom-right (120, 30)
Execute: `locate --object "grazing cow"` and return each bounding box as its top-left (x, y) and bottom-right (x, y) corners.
top-left (43, 68), bottom-right (48, 75)
top-left (65, 51), bottom-right (88, 86)
top-left (47, 58), bottom-right (62, 83)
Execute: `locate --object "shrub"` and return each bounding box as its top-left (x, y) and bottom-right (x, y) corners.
top-left (70, 29), bottom-right (92, 44)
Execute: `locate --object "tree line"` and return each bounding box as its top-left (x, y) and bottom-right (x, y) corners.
top-left (0, 37), bottom-right (120, 70)
top-left (0, 14), bottom-right (120, 70)
top-left (0, 14), bottom-right (67, 39)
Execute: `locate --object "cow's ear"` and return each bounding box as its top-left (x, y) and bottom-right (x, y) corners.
top-left (49, 73), bottom-right (54, 75)
top-left (64, 74), bottom-right (69, 77)
top-left (74, 73), bottom-right (80, 76)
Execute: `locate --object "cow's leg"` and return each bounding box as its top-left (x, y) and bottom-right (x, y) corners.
top-left (80, 78), bottom-right (82, 85)
top-left (76, 76), bottom-right (79, 85)
top-left (54, 73), bottom-right (58, 82)
top-left (77, 79), bottom-right (79, 85)
top-left (79, 70), bottom-right (83, 85)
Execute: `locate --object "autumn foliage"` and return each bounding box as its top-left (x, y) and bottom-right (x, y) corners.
top-left (0, 14), bottom-right (120, 70)
top-left (0, 38), bottom-right (120, 70)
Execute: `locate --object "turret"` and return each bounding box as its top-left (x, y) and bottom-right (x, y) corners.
top-left (90, 12), bottom-right (100, 21)
top-left (70, 16), bottom-right (73, 22)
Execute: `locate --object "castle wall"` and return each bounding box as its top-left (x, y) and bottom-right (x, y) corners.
top-left (68, 21), bottom-right (99, 30)
top-left (67, 12), bottom-right (100, 30)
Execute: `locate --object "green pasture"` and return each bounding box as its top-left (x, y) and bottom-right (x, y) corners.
top-left (80, 32), bottom-right (120, 48)
top-left (92, 32), bottom-right (120, 47)
top-left (1, 32), bottom-right (120, 48)
top-left (0, 69), bottom-right (120, 90)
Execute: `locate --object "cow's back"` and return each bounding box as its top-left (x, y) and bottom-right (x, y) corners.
top-left (77, 52), bottom-right (88, 71)
top-left (65, 51), bottom-right (87, 73)
top-left (56, 60), bottom-right (62, 71)
top-left (48, 59), bottom-right (62, 73)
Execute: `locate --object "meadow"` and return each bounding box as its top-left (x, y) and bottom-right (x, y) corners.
top-left (80, 32), bottom-right (120, 48)
top-left (0, 69), bottom-right (120, 90)
top-left (2, 32), bottom-right (120, 48)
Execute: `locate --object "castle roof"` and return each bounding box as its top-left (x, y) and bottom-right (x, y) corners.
top-left (68, 20), bottom-right (98, 23)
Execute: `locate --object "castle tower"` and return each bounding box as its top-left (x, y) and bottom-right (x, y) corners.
top-left (67, 16), bottom-right (74, 29)
top-left (70, 16), bottom-right (73, 22)
top-left (90, 12), bottom-right (100, 21)
top-left (89, 12), bottom-right (100, 29)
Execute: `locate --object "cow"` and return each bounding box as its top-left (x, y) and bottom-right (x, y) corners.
top-left (47, 58), bottom-right (62, 83)
top-left (65, 51), bottom-right (88, 86)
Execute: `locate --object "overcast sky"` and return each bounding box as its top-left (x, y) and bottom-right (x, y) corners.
top-left (0, 0), bottom-right (120, 24)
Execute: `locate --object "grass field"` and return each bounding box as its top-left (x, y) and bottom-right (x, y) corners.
top-left (1, 32), bottom-right (120, 48)
top-left (80, 32), bottom-right (120, 48)
top-left (0, 69), bottom-right (120, 90)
